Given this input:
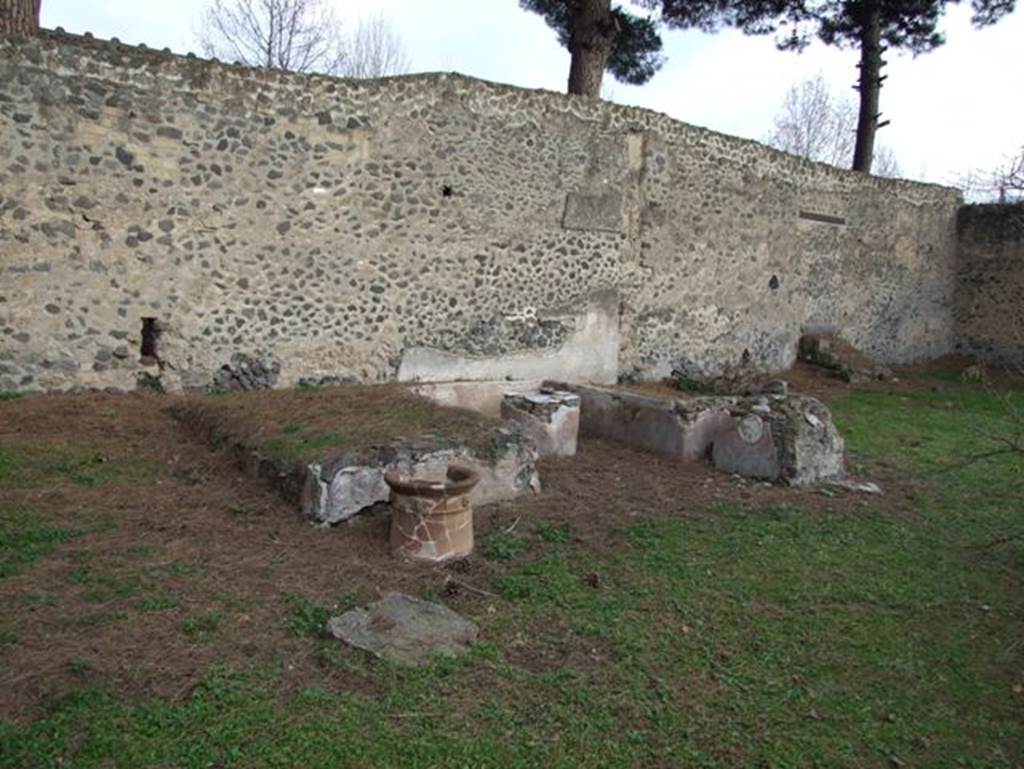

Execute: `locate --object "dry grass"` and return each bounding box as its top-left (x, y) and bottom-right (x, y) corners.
top-left (170, 384), bottom-right (501, 465)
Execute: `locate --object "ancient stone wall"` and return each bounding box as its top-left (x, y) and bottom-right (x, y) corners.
top-left (0, 30), bottom-right (963, 393)
top-left (955, 203), bottom-right (1024, 365)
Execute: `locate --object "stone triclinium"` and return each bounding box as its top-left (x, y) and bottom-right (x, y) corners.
top-left (557, 382), bottom-right (735, 463)
top-left (500, 389), bottom-right (581, 457)
top-left (386, 464), bottom-right (480, 562)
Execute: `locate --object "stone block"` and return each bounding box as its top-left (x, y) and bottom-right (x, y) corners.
top-left (300, 427), bottom-right (540, 525)
top-left (500, 389), bottom-right (580, 457)
top-left (712, 395), bottom-right (844, 485)
top-left (798, 333), bottom-right (892, 382)
top-left (711, 413), bottom-right (781, 479)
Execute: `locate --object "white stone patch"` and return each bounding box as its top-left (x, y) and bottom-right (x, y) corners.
top-left (737, 414), bottom-right (765, 444)
top-left (397, 295), bottom-right (619, 385)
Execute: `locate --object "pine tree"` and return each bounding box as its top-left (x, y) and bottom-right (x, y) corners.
top-left (763, 0), bottom-right (1017, 173)
top-left (521, 0), bottom-right (663, 96)
top-left (522, 1), bottom-right (802, 97)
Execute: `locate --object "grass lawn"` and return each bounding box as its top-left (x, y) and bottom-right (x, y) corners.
top-left (0, 378), bottom-right (1021, 768)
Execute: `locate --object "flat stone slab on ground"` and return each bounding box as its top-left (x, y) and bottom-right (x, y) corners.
top-left (824, 479), bottom-right (882, 494)
top-left (326, 593), bottom-right (479, 667)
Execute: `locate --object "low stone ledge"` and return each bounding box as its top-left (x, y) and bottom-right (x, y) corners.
top-left (412, 379), bottom-right (545, 419)
top-left (301, 431), bottom-right (540, 525)
top-left (548, 381), bottom-right (735, 463)
top-left (169, 393), bottom-right (541, 526)
top-left (548, 381), bottom-right (844, 485)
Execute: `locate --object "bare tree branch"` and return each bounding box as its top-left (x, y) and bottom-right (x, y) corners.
top-left (872, 145), bottom-right (902, 179)
top-left (198, 0), bottom-right (347, 75)
top-left (766, 73), bottom-right (901, 177)
top-left (956, 147), bottom-right (1024, 204)
top-left (337, 15), bottom-right (411, 79)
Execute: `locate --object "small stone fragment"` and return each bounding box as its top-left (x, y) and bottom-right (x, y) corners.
top-left (824, 479), bottom-right (882, 495)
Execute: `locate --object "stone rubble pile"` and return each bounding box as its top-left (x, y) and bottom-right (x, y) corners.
top-left (798, 333), bottom-right (893, 384)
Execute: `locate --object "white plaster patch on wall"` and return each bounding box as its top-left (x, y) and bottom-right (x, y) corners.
top-left (398, 294), bottom-right (620, 385)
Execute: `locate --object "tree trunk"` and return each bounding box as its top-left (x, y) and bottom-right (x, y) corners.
top-left (0, 0), bottom-right (41, 36)
top-left (567, 0), bottom-right (616, 97)
top-left (852, 0), bottom-right (882, 173)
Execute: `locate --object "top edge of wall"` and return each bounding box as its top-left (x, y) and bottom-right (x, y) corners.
top-left (0, 27), bottom-right (962, 200)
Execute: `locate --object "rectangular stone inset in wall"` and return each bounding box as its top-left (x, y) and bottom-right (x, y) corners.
top-left (562, 192), bottom-right (623, 233)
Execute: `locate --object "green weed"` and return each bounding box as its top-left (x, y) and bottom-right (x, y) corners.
top-left (0, 624), bottom-right (19, 646)
top-left (181, 612), bottom-right (223, 642)
top-left (0, 444), bottom-right (158, 489)
top-left (136, 593), bottom-right (179, 612)
top-left (285, 595), bottom-right (330, 637)
top-left (0, 506), bottom-right (75, 579)
top-left (261, 431), bottom-right (347, 463)
top-left (482, 530), bottom-right (526, 561)
top-left (534, 520), bottom-right (571, 544)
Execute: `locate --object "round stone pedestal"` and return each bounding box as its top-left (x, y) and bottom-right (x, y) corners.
top-left (385, 464), bottom-right (480, 562)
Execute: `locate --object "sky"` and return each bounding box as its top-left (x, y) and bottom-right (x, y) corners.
top-left (40, 0), bottom-right (1024, 189)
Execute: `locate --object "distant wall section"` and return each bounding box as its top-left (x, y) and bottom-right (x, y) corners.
top-left (955, 203), bottom-right (1024, 365)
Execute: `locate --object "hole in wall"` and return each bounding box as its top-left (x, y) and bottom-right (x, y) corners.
top-left (769, 275), bottom-right (780, 290)
top-left (441, 185), bottom-right (454, 198)
top-left (140, 317), bottom-right (161, 365)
